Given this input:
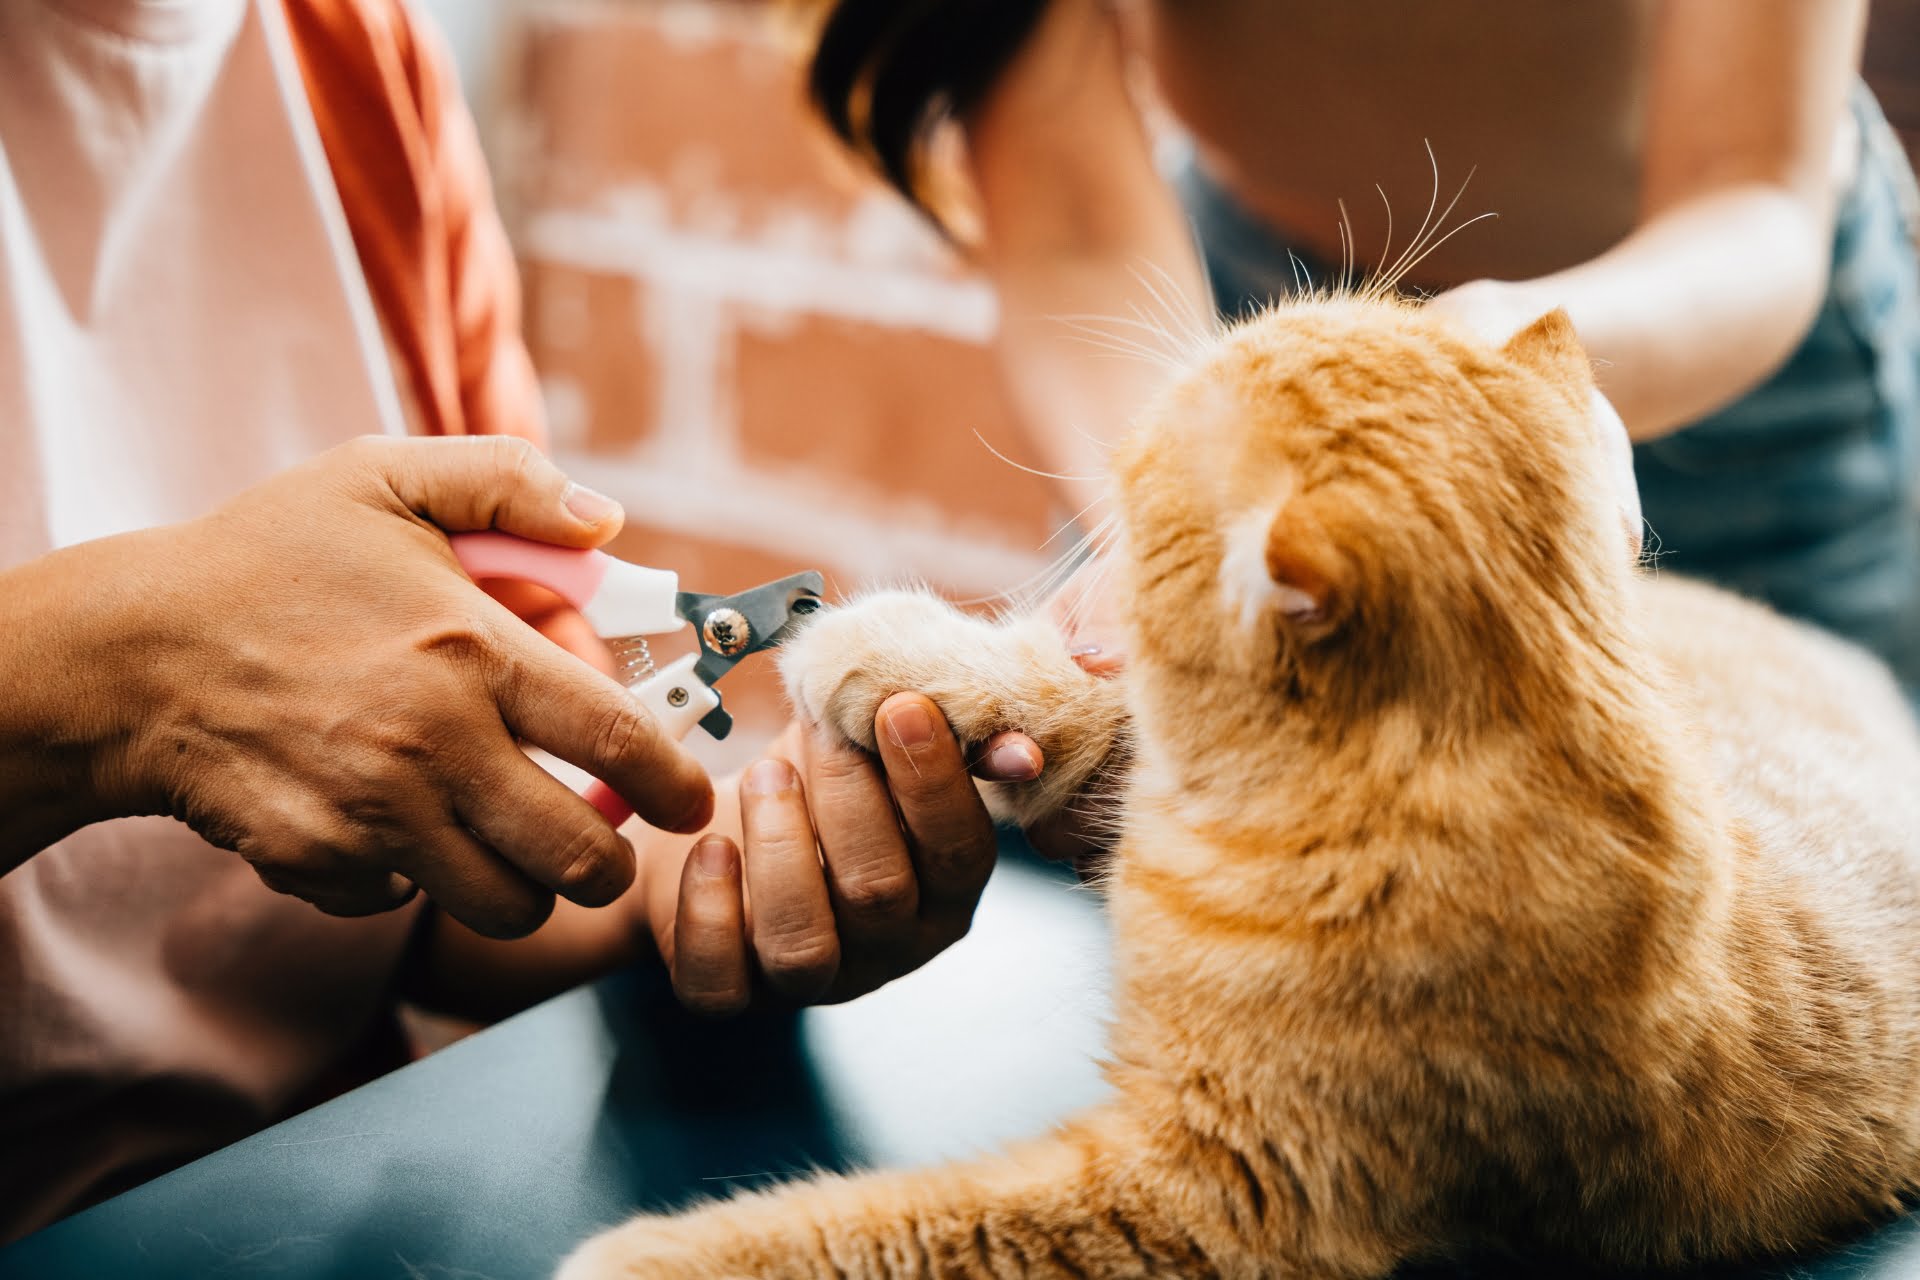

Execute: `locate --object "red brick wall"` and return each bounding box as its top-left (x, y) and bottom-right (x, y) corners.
top-left (498, 1), bottom-right (1064, 764)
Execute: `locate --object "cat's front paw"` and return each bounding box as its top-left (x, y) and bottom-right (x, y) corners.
top-left (778, 589), bottom-right (979, 753)
top-left (777, 588), bottom-right (1131, 830)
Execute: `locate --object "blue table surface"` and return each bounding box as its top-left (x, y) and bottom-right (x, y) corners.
top-left (4, 849), bottom-right (1918, 1280)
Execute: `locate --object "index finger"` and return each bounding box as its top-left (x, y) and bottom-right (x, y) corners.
top-left (489, 627), bottom-right (714, 836)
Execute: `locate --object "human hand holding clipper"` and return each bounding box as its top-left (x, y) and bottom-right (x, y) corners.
top-left (47, 436), bottom-right (717, 939)
top-left (448, 534), bottom-right (825, 825)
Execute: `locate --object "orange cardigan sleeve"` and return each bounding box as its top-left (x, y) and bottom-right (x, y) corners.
top-left (281, 0), bottom-right (547, 448)
top-left (282, 0), bottom-right (615, 663)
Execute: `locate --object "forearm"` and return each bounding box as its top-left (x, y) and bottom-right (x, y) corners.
top-left (0, 535), bottom-right (156, 869)
top-left (966, 0), bottom-right (1212, 508)
top-left (1493, 185), bottom-right (1832, 440)
top-left (1526, 0), bottom-right (1866, 441)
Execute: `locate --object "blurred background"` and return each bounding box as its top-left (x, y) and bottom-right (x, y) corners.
top-left (424, 0), bottom-right (1063, 764)
top-left (422, 0), bottom-right (1919, 762)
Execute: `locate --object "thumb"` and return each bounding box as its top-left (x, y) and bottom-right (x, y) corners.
top-left (358, 435), bottom-right (625, 548)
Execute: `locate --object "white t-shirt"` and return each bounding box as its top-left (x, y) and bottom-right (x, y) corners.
top-left (0, 0), bottom-right (422, 1238)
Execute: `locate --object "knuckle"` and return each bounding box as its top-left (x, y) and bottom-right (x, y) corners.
top-left (835, 867), bottom-right (917, 921)
top-left (553, 827), bottom-right (630, 905)
top-left (759, 930), bottom-right (841, 994)
top-left (589, 701), bottom-right (656, 768)
top-left (358, 707), bottom-right (442, 763)
top-left (413, 613), bottom-right (500, 670)
top-left (809, 737), bottom-right (876, 786)
top-left (493, 436), bottom-right (544, 485)
top-left (290, 817), bottom-right (371, 870)
top-left (676, 975), bottom-right (751, 1019)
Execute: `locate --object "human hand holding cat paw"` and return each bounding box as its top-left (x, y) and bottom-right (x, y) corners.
top-left (975, 554), bottom-right (1130, 873)
top-left (639, 695), bottom-right (998, 1014)
top-left (2, 436), bottom-right (718, 935)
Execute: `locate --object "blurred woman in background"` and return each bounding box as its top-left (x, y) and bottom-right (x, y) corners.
top-left (809, 0), bottom-right (1920, 698)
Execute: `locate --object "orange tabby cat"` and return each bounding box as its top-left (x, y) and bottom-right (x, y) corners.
top-left (560, 297), bottom-right (1920, 1278)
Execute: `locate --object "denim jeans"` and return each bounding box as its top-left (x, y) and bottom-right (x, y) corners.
top-left (1173, 86), bottom-right (1920, 705)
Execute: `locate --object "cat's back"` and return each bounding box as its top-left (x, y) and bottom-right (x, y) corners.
top-left (1638, 574), bottom-right (1920, 912)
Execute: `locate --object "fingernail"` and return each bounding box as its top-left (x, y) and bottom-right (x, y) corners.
top-left (692, 836), bottom-right (734, 877)
top-left (883, 702), bottom-right (936, 752)
top-left (986, 741), bottom-right (1041, 781)
top-left (743, 758), bottom-right (796, 796)
top-left (563, 482), bottom-right (622, 526)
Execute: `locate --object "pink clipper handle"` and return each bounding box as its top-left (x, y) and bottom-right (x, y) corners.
top-left (448, 531), bottom-right (610, 611)
top-left (448, 532), bottom-right (680, 830)
top-left (582, 781), bottom-right (630, 826)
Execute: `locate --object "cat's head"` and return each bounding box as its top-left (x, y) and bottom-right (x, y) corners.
top-left (1112, 295), bottom-right (1638, 739)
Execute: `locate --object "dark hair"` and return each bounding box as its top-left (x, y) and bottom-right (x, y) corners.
top-left (808, 0), bottom-right (1052, 226)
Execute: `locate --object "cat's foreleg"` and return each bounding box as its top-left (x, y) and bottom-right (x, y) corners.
top-left (778, 589), bottom-right (1131, 833)
top-left (557, 1102), bottom-right (1428, 1279)
top-left (558, 1113), bottom-right (1255, 1279)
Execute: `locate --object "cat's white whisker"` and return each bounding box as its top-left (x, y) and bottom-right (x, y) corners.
top-left (1054, 316), bottom-right (1189, 370)
top-left (1119, 302), bottom-right (1199, 365)
top-left (1127, 260), bottom-right (1217, 354)
top-left (1384, 207), bottom-right (1497, 290)
top-left (968, 428), bottom-right (1101, 487)
top-left (1374, 138), bottom-right (1447, 292)
top-left (1039, 496), bottom-right (1115, 553)
top-left (1369, 183), bottom-right (1393, 299)
top-left (1378, 155), bottom-right (1486, 296)
top-left (1288, 249), bottom-right (1312, 296)
top-left (979, 513), bottom-right (1115, 615)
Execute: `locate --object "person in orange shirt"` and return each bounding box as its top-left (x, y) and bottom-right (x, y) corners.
top-left (0, 0), bottom-right (1004, 1239)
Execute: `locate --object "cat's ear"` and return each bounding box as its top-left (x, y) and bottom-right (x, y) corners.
top-left (1502, 308), bottom-right (1592, 390)
top-left (1264, 496), bottom-right (1349, 639)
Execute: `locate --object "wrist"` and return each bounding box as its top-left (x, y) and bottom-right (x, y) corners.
top-left (52, 529), bottom-right (189, 815)
top-left (0, 530), bottom-right (182, 856)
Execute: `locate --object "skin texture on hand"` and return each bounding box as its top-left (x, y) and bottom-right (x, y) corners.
top-left (645, 695), bottom-right (999, 1015)
top-left (411, 583), bottom-right (1130, 1022)
top-left (404, 694), bottom-right (1010, 1022)
top-left (15, 435), bottom-right (714, 939)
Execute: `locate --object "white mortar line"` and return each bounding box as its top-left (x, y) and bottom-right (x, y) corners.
top-left (561, 452), bottom-right (1052, 597)
top-left (646, 285), bottom-right (730, 468)
top-left (523, 209), bottom-right (999, 342)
